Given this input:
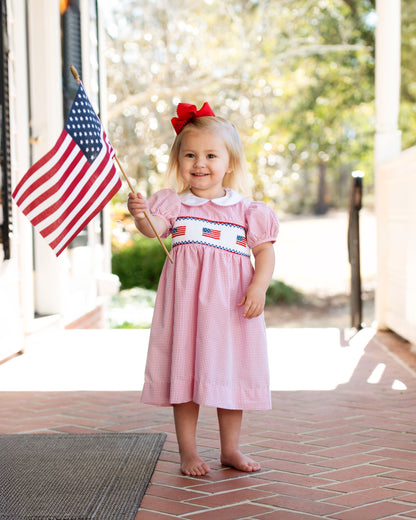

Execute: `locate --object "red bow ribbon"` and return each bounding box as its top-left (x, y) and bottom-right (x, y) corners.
top-left (171, 102), bottom-right (216, 134)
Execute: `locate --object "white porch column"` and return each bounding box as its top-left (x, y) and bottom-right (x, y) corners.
top-left (374, 0), bottom-right (401, 329)
top-left (27, 0), bottom-right (70, 316)
top-left (374, 0), bottom-right (401, 163)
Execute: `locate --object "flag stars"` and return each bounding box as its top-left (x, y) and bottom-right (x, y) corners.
top-left (64, 84), bottom-right (104, 163)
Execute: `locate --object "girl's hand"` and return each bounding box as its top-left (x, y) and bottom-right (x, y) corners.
top-left (237, 283), bottom-right (266, 319)
top-left (127, 192), bottom-right (148, 220)
top-left (238, 241), bottom-right (275, 319)
top-left (127, 192), bottom-right (168, 238)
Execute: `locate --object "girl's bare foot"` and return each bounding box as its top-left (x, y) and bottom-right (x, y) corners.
top-left (221, 450), bottom-right (261, 472)
top-left (180, 453), bottom-right (211, 476)
top-left (173, 402), bottom-right (210, 476)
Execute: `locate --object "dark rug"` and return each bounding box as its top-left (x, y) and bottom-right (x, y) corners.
top-left (0, 432), bottom-right (166, 520)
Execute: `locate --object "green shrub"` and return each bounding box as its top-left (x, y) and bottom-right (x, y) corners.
top-left (266, 279), bottom-right (303, 306)
top-left (113, 321), bottom-right (151, 329)
top-left (112, 236), bottom-right (171, 291)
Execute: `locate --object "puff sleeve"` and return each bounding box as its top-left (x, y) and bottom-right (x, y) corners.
top-left (147, 189), bottom-right (181, 238)
top-left (246, 201), bottom-right (279, 249)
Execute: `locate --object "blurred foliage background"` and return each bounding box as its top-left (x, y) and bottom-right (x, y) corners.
top-left (103, 0), bottom-right (377, 217)
top-left (103, 0), bottom-right (415, 269)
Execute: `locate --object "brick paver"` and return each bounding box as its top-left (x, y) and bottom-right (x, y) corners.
top-left (1, 329), bottom-right (416, 519)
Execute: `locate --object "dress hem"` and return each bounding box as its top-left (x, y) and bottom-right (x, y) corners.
top-left (140, 383), bottom-right (272, 411)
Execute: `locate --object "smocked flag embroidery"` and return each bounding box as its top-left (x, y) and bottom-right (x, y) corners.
top-left (171, 216), bottom-right (250, 257)
top-left (172, 226), bottom-right (186, 238)
top-left (202, 227), bottom-right (221, 239)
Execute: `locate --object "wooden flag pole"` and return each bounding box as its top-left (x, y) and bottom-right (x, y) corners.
top-left (70, 65), bottom-right (174, 265)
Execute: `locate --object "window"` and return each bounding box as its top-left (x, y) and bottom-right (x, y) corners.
top-left (61, 0), bottom-right (83, 119)
top-left (61, 0), bottom-right (88, 248)
top-left (61, 0), bottom-right (104, 249)
top-left (0, 0), bottom-right (12, 261)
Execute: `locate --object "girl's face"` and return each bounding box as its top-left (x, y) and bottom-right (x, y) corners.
top-left (178, 129), bottom-right (231, 199)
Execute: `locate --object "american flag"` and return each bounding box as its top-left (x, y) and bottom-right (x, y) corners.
top-left (202, 227), bottom-right (221, 239)
top-left (12, 82), bottom-right (121, 257)
top-left (236, 235), bottom-right (247, 247)
top-left (172, 225), bottom-right (186, 238)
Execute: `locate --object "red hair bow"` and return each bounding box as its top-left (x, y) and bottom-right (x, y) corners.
top-left (171, 102), bottom-right (215, 134)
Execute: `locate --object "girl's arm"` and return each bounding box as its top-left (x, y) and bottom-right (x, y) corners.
top-left (127, 192), bottom-right (168, 238)
top-left (238, 241), bottom-right (275, 319)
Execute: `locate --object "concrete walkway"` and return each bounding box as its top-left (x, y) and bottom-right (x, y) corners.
top-left (1, 327), bottom-right (416, 519)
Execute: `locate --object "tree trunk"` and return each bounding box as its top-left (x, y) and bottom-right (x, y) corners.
top-left (316, 162), bottom-right (327, 215)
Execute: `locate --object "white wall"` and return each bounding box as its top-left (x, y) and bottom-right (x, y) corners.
top-left (0, 0), bottom-right (118, 360)
top-left (0, 0), bottom-right (29, 359)
top-left (376, 146), bottom-right (416, 344)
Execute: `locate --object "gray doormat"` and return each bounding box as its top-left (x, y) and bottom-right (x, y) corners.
top-left (0, 432), bottom-right (166, 520)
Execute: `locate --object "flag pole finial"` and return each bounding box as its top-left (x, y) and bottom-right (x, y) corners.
top-left (70, 65), bottom-right (81, 82)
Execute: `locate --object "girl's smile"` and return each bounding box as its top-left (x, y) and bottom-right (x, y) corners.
top-left (179, 129), bottom-right (230, 199)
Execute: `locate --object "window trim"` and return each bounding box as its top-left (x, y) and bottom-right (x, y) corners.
top-left (0, 0), bottom-right (12, 261)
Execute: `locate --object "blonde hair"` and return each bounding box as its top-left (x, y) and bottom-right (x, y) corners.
top-left (166, 116), bottom-right (252, 196)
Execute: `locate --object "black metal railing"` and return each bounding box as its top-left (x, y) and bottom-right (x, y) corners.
top-left (348, 170), bottom-right (364, 330)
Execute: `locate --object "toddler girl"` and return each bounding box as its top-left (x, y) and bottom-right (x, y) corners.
top-left (128, 102), bottom-right (279, 476)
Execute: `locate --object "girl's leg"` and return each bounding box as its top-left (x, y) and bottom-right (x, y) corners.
top-left (217, 408), bottom-right (261, 472)
top-left (173, 401), bottom-right (211, 476)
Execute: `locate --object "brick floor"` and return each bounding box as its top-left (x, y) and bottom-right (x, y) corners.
top-left (1, 329), bottom-right (416, 519)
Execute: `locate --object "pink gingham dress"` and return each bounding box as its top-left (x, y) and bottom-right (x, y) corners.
top-left (140, 188), bottom-right (279, 410)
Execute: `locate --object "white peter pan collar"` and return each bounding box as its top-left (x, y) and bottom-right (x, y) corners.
top-left (179, 188), bottom-right (244, 207)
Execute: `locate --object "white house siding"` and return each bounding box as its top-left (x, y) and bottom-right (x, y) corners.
top-left (376, 147), bottom-right (416, 345)
top-left (374, 0), bottom-right (416, 346)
